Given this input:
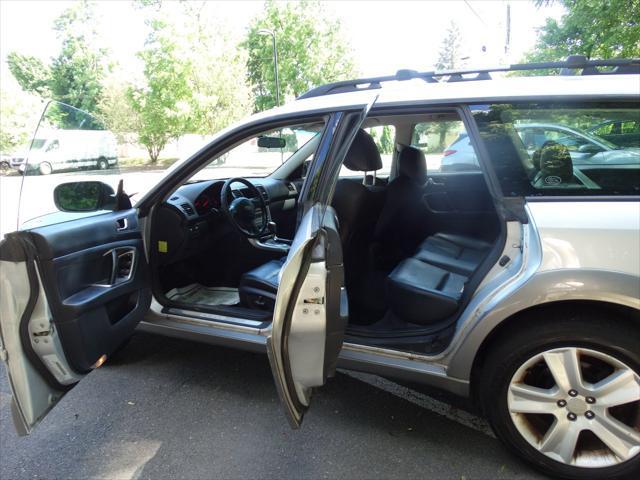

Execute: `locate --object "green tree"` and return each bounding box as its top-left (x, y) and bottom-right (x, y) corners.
top-left (179, 2), bottom-right (252, 134)
top-left (49, 1), bottom-right (107, 115)
top-left (0, 85), bottom-right (43, 152)
top-left (6, 53), bottom-right (51, 97)
top-left (128, 1), bottom-right (252, 163)
top-left (97, 71), bottom-right (141, 143)
top-left (244, 0), bottom-right (356, 112)
top-left (379, 125), bottom-right (394, 155)
top-left (7, 1), bottom-right (108, 127)
top-left (129, 17), bottom-right (192, 163)
top-left (435, 21), bottom-right (464, 70)
top-left (525, 0), bottom-right (640, 63)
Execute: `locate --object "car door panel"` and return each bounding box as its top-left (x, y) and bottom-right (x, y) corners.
top-left (27, 210), bottom-right (151, 373)
top-left (422, 171), bottom-right (498, 237)
top-left (267, 205), bottom-right (346, 427)
top-left (0, 208), bottom-right (150, 434)
top-left (268, 100), bottom-right (375, 428)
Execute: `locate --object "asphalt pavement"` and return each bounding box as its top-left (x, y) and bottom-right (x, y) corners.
top-left (0, 332), bottom-right (546, 480)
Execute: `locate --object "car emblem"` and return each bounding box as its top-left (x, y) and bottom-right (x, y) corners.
top-left (544, 175), bottom-right (562, 185)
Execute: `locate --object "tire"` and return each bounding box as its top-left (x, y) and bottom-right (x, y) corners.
top-left (38, 162), bottom-right (52, 175)
top-left (97, 158), bottom-right (108, 170)
top-left (0, 161), bottom-right (9, 175)
top-left (480, 310), bottom-right (640, 480)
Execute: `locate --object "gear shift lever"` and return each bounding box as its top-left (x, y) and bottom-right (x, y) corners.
top-left (267, 221), bottom-right (277, 237)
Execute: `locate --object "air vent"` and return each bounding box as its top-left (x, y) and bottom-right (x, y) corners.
top-left (180, 203), bottom-right (195, 215)
top-left (286, 182), bottom-right (297, 193)
top-left (256, 185), bottom-right (269, 200)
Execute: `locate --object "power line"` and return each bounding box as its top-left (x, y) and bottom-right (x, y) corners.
top-left (463, 0), bottom-right (488, 27)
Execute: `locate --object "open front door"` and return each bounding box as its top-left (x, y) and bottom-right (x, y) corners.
top-left (267, 99), bottom-right (376, 427)
top-left (0, 102), bottom-right (151, 435)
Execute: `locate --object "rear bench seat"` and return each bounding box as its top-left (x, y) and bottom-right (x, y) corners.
top-left (386, 233), bottom-right (492, 326)
top-left (414, 233), bottom-right (492, 276)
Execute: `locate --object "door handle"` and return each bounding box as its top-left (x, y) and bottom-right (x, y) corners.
top-left (116, 218), bottom-right (128, 231)
top-left (93, 247), bottom-right (136, 287)
top-left (426, 177), bottom-right (445, 187)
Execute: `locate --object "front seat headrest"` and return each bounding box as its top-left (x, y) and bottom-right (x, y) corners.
top-left (398, 145), bottom-right (427, 184)
top-left (539, 140), bottom-right (573, 185)
top-left (343, 129), bottom-right (383, 172)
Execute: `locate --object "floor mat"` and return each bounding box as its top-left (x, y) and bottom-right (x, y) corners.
top-left (166, 284), bottom-right (240, 306)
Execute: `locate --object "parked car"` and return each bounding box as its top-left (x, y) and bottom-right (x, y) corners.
top-left (9, 129), bottom-right (118, 175)
top-left (588, 119), bottom-right (640, 148)
top-left (441, 122), bottom-right (640, 173)
top-left (0, 153), bottom-right (11, 175)
top-left (1, 57), bottom-right (639, 480)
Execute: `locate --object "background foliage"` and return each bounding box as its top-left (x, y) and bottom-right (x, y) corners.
top-left (243, 0), bottom-right (356, 112)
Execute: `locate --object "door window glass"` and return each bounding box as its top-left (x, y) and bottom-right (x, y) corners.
top-left (16, 101), bottom-right (123, 231)
top-left (472, 103), bottom-right (640, 196)
top-left (411, 120), bottom-right (480, 172)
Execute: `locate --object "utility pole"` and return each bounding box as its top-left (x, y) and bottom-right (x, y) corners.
top-left (505, 3), bottom-right (511, 58)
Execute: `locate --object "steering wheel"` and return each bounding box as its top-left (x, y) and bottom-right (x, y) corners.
top-left (220, 177), bottom-right (269, 239)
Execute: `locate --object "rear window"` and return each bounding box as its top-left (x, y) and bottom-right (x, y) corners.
top-left (471, 103), bottom-right (640, 196)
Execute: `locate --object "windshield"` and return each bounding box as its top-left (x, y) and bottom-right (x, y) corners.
top-left (30, 139), bottom-right (47, 150)
top-left (188, 124), bottom-right (323, 182)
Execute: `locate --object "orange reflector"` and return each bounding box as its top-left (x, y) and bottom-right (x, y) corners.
top-left (93, 354), bottom-right (107, 369)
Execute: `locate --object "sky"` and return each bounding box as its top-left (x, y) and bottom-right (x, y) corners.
top-left (0, 0), bottom-right (565, 88)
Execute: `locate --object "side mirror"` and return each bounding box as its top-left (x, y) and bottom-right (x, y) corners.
top-left (54, 181), bottom-right (116, 212)
top-left (578, 143), bottom-right (602, 154)
top-left (257, 136), bottom-right (286, 149)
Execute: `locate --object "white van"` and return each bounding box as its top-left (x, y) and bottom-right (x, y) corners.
top-left (10, 129), bottom-right (118, 175)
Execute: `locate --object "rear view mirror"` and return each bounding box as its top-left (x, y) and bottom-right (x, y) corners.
top-left (54, 181), bottom-right (116, 212)
top-left (257, 136), bottom-right (286, 149)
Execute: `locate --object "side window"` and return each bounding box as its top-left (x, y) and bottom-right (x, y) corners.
top-left (338, 125), bottom-right (395, 177)
top-left (411, 120), bottom-right (480, 173)
top-left (17, 101), bottom-right (122, 230)
top-left (472, 103), bottom-right (640, 196)
top-left (45, 140), bottom-right (60, 152)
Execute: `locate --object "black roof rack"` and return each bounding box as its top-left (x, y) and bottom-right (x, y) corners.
top-left (297, 55), bottom-right (640, 100)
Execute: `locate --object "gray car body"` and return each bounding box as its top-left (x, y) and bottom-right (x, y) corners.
top-left (137, 74), bottom-right (640, 399)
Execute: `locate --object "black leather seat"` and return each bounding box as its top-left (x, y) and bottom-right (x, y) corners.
top-left (239, 130), bottom-right (383, 312)
top-left (371, 145), bottom-right (428, 267)
top-left (332, 129), bottom-right (384, 249)
top-left (414, 233), bottom-right (492, 276)
top-left (238, 257), bottom-right (284, 310)
top-left (386, 258), bottom-right (467, 325)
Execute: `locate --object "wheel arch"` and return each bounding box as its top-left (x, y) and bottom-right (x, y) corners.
top-left (466, 299), bottom-right (640, 406)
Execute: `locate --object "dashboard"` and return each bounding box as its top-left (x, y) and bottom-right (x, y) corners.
top-left (154, 178), bottom-right (300, 265)
top-left (166, 177), bottom-right (298, 218)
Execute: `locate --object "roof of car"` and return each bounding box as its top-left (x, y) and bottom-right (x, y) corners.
top-left (282, 74), bottom-right (640, 114)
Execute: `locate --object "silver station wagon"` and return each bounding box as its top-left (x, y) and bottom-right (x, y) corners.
top-left (1, 56), bottom-right (639, 480)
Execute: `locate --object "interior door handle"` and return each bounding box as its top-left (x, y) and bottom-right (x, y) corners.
top-left (93, 247), bottom-right (136, 287)
top-left (116, 218), bottom-right (128, 231)
top-left (426, 178), bottom-right (445, 187)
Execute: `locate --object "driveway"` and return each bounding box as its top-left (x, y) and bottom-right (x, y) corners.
top-left (0, 332), bottom-right (544, 479)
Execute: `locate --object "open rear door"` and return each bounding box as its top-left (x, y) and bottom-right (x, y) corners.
top-left (0, 102), bottom-right (151, 434)
top-left (267, 98), bottom-right (376, 427)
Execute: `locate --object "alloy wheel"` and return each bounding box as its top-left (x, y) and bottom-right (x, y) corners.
top-left (508, 347), bottom-right (640, 468)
